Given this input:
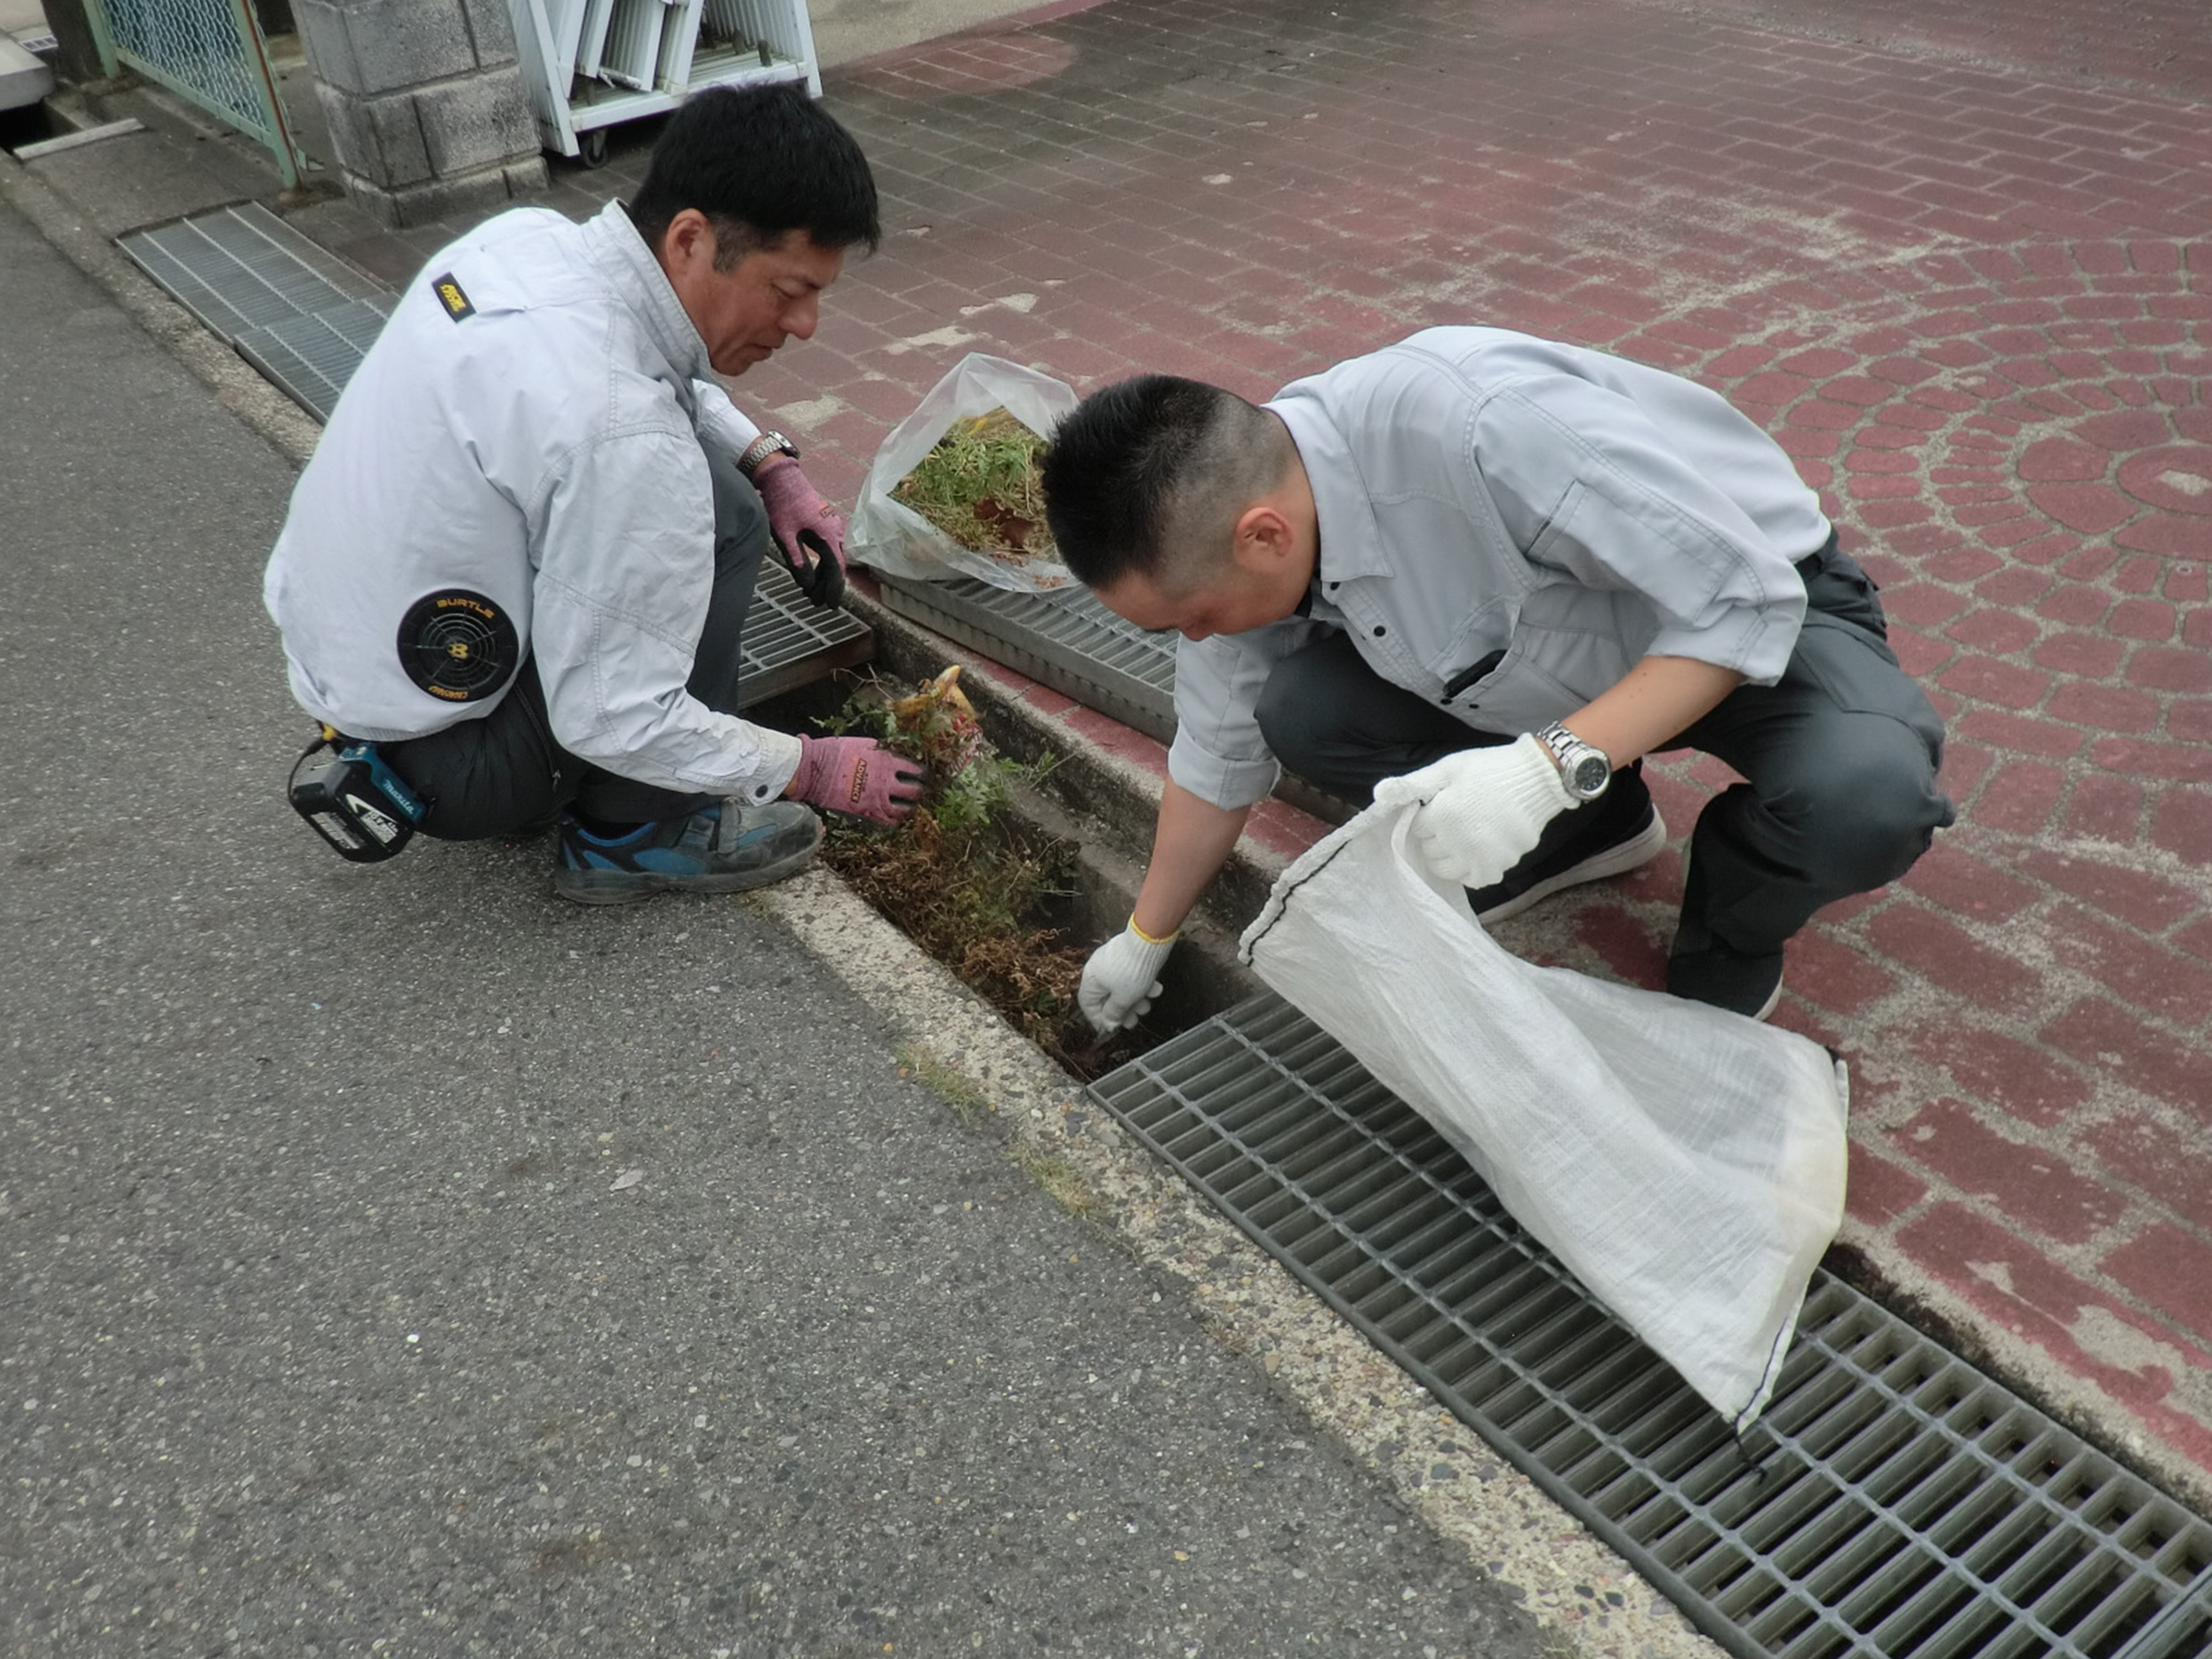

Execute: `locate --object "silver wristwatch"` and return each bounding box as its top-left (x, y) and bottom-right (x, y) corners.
top-left (1535, 722), bottom-right (1612, 800)
top-left (736, 430), bottom-right (799, 479)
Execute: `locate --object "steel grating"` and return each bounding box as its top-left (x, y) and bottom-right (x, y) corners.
top-left (235, 298), bottom-right (393, 420)
top-left (120, 205), bottom-right (378, 344)
top-left (736, 561), bottom-right (874, 707)
top-left (873, 572), bottom-right (1178, 743)
top-left (1088, 993), bottom-right (2212, 1659)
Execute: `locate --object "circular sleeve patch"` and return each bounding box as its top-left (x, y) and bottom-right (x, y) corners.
top-left (397, 589), bottom-right (520, 703)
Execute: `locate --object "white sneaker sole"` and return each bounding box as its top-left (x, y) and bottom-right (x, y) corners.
top-left (1749, 977), bottom-right (1783, 1022)
top-left (1475, 809), bottom-right (1668, 926)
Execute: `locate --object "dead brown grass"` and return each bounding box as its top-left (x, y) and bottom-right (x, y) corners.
top-left (816, 670), bottom-right (1094, 1067)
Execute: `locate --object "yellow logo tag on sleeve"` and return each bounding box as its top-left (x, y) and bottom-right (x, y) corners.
top-left (432, 272), bottom-right (475, 322)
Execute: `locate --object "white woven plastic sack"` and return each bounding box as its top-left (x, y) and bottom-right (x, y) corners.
top-left (1238, 793), bottom-right (1849, 1429)
top-left (848, 354), bottom-right (1078, 594)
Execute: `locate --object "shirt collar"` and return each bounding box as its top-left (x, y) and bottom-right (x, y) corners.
top-left (580, 200), bottom-right (714, 387)
top-left (1267, 389), bottom-right (1393, 587)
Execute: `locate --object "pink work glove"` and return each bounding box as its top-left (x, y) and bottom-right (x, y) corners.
top-left (786, 736), bottom-right (924, 826)
top-left (751, 456), bottom-right (847, 608)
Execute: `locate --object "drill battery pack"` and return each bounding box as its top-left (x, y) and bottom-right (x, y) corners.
top-left (287, 731), bottom-right (429, 863)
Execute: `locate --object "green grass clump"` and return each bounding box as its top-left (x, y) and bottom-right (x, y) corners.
top-left (891, 409), bottom-right (1056, 563)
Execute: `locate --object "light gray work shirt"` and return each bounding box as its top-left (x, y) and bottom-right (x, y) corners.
top-left (263, 202), bottom-right (798, 804)
top-left (1168, 326), bottom-right (1831, 810)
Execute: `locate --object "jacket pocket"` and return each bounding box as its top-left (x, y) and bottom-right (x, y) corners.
top-left (1430, 593), bottom-right (1520, 701)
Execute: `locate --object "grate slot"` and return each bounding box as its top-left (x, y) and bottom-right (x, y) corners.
top-left (1089, 991), bottom-right (2212, 1659)
top-left (2127, 1583), bottom-right (2212, 1659)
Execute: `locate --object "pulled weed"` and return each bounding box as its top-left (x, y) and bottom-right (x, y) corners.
top-left (890, 409), bottom-right (1056, 565)
top-left (817, 669), bottom-right (1088, 1061)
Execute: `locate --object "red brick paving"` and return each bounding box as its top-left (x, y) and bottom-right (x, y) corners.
top-left (313, 0), bottom-right (2212, 1491)
top-left (1629, 0), bottom-right (2212, 105)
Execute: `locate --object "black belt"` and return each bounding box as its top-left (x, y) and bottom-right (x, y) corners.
top-left (1794, 528), bottom-right (1841, 580)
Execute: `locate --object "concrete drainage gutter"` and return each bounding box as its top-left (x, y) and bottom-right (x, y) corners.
top-left (833, 581), bottom-right (1291, 1030)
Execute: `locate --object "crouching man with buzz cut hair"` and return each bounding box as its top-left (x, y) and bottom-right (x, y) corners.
top-left (265, 84), bottom-right (923, 902)
top-left (1041, 327), bottom-right (1954, 1027)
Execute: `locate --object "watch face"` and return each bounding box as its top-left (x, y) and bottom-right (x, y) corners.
top-left (1570, 753), bottom-right (1610, 796)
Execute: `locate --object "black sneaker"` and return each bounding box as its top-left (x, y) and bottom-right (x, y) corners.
top-left (1468, 766), bottom-right (1666, 925)
top-left (1665, 943), bottom-right (1785, 1021)
top-left (554, 799), bottom-right (823, 905)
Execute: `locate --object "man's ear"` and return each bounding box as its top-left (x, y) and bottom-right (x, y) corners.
top-left (1228, 501), bottom-right (1298, 574)
top-left (655, 208), bottom-right (714, 276)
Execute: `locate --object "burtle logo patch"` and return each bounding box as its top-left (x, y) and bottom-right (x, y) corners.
top-left (397, 588), bottom-right (518, 702)
top-left (432, 272), bottom-right (475, 321)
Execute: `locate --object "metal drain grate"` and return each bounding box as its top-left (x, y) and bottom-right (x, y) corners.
top-left (873, 572), bottom-right (1178, 743)
top-left (235, 298), bottom-right (394, 420)
top-left (737, 561), bottom-right (874, 707)
top-left (1088, 993), bottom-right (2212, 1659)
top-left (120, 204), bottom-right (380, 344)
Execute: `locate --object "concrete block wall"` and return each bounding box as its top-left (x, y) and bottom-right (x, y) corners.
top-left (295, 0), bottom-right (546, 227)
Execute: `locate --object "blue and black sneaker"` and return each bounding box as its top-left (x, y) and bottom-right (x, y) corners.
top-left (554, 799), bottom-right (823, 905)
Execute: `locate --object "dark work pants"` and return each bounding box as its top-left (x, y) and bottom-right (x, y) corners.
top-left (386, 443), bottom-right (770, 839)
top-left (1252, 540), bottom-right (1954, 964)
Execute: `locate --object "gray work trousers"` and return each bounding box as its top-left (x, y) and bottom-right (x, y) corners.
top-left (1253, 538), bottom-right (1954, 964)
top-left (386, 443), bottom-right (769, 839)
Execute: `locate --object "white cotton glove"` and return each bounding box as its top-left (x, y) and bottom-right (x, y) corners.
top-left (1079, 919), bottom-right (1178, 1036)
top-left (1375, 732), bottom-right (1584, 890)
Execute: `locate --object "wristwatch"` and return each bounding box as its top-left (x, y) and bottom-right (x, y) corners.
top-left (1534, 722), bottom-right (1612, 800)
top-left (736, 430), bottom-right (799, 479)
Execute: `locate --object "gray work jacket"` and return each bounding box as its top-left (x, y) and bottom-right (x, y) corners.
top-left (263, 203), bottom-right (799, 803)
top-left (1168, 327), bottom-right (1830, 809)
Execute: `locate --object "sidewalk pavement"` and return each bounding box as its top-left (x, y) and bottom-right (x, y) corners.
top-left (6, 0), bottom-right (2210, 1620)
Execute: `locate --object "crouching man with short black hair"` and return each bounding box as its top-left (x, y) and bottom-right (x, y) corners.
top-left (1042, 327), bottom-right (1952, 1025)
top-left (266, 85), bottom-right (920, 900)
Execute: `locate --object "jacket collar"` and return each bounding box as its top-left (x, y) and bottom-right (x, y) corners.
top-left (1267, 392), bottom-right (1393, 586)
top-left (580, 201), bottom-right (714, 390)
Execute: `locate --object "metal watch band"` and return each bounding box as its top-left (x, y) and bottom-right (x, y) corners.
top-left (736, 431), bottom-right (799, 478)
top-left (1535, 721), bottom-right (1611, 799)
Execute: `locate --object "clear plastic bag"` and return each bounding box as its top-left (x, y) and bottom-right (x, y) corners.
top-left (848, 354), bottom-right (1078, 594)
top-left (1239, 793), bottom-right (1849, 1429)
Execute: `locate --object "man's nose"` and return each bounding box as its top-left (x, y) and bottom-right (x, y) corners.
top-left (783, 296), bottom-right (820, 340)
